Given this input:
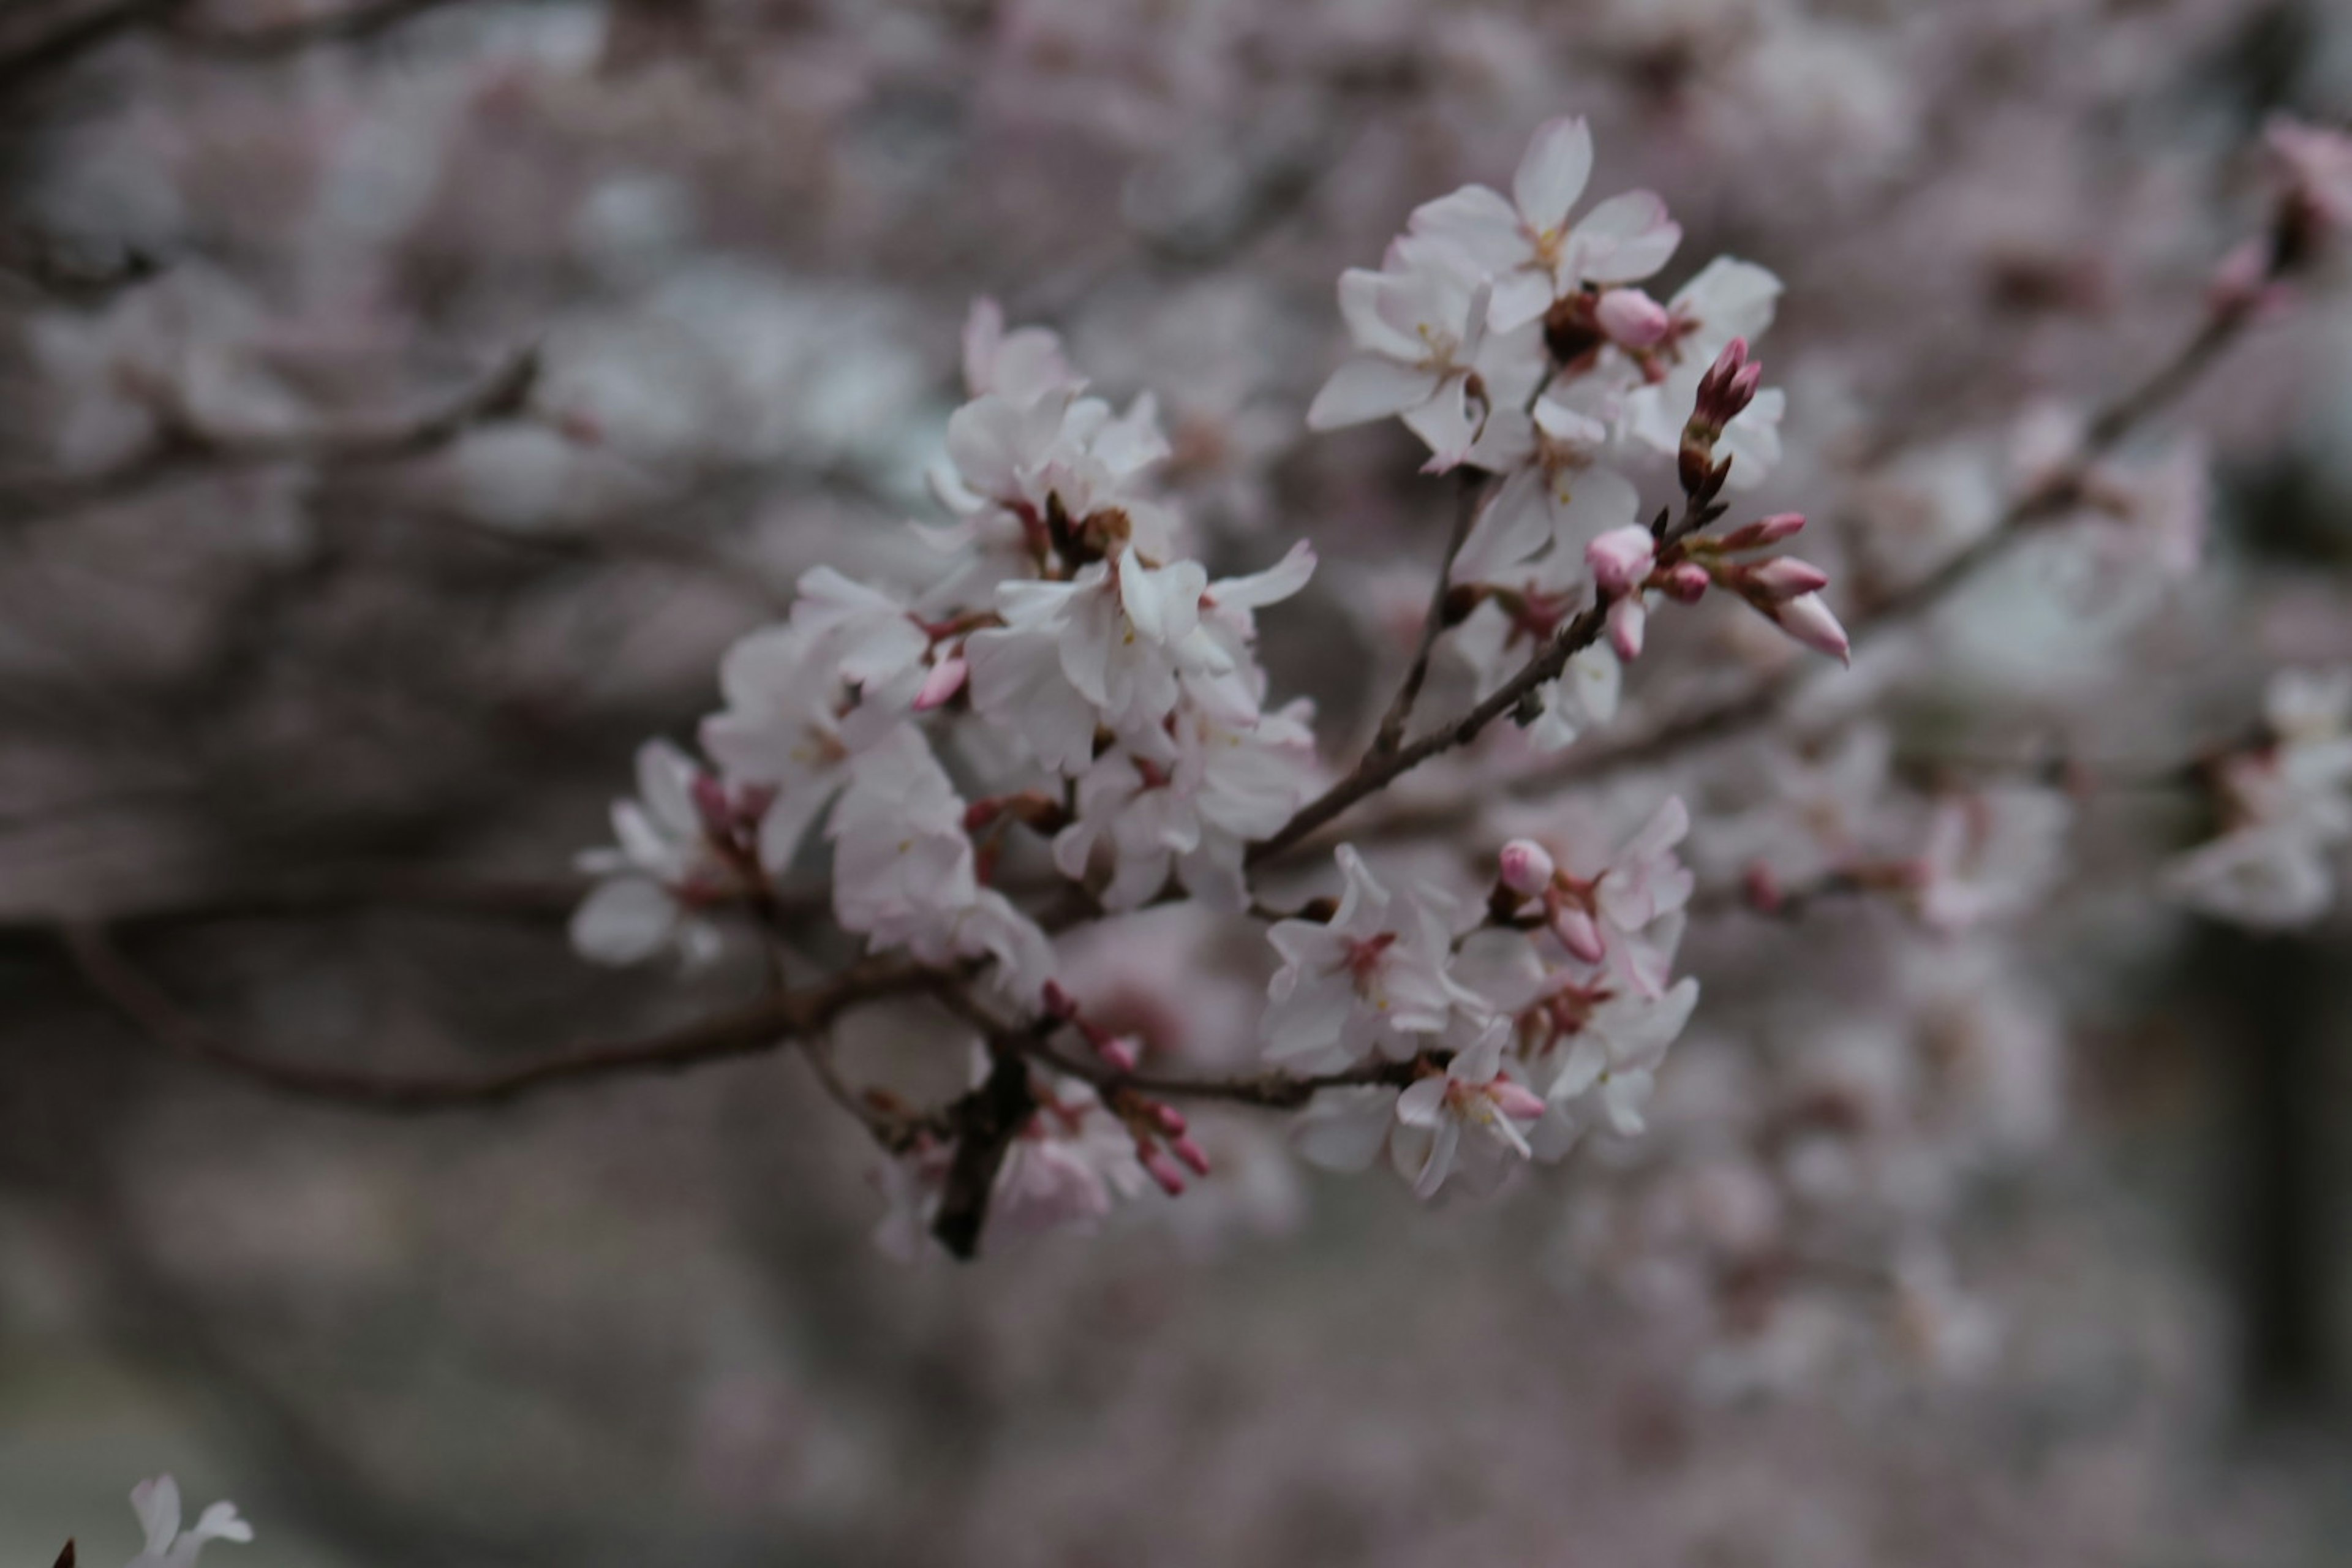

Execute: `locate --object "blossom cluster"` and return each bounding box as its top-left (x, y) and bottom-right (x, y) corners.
top-left (2165, 667), bottom-right (2352, 926)
top-left (1308, 117), bottom-right (1843, 742)
top-left (550, 119), bottom-right (1871, 1255)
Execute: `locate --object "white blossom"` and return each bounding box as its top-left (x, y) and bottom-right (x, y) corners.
top-left (1405, 116), bottom-right (1682, 331)
top-left (1306, 234), bottom-right (1547, 472)
top-left (571, 739), bottom-right (734, 968)
top-left (126, 1476), bottom-right (252, 1568)
top-left (1261, 846), bottom-right (1465, 1069)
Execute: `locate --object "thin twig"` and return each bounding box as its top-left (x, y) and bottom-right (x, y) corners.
top-left (1249, 601), bottom-right (1608, 864)
top-left (1368, 471), bottom-right (1484, 760)
top-left (4, 346), bottom-right (538, 519)
top-left (64, 920), bottom-right (933, 1111)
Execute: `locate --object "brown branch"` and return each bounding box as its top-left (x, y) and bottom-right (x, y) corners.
top-left (5, 346), bottom-right (538, 518)
top-left (1250, 601), bottom-right (1608, 864)
top-left (162, 0), bottom-right (481, 55)
top-left (63, 919), bottom-right (935, 1110)
top-left (929, 1044), bottom-right (1037, 1260)
top-left (0, 0), bottom-right (186, 94)
top-left (1366, 471), bottom-right (1484, 760)
top-left (1021, 1032), bottom-right (1433, 1110)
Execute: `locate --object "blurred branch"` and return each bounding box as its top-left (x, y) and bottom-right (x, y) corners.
top-left (64, 920), bottom-right (933, 1109)
top-left (1366, 470), bottom-right (1483, 761)
top-left (0, 0), bottom-right (186, 94)
top-left (162, 0), bottom-right (481, 56)
top-left (6, 345), bottom-right (538, 518)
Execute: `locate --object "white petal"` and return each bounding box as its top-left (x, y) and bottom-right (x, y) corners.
top-left (1513, 116), bottom-right (1594, 233)
top-left (1306, 357), bottom-right (1441, 430)
top-left (1564, 190), bottom-right (1681, 283)
top-left (570, 876), bottom-right (682, 966)
top-left (1292, 1085), bottom-right (1402, 1172)
top-left (132, 1476), bottom-right (182, 1556)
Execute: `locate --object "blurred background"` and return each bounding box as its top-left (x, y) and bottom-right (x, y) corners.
top-left (2, 0), bottom-right (2351, 1562)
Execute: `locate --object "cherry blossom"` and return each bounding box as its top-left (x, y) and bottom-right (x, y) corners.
top-left (1406, 115), bottom-right (1683, 330)
top-left (126, 1476), bottom-right (252, 1568)
top-left (571, 740), bottom-right (742, 968)
top-left (1306, 234), bottom-right (1547, 472)
top-left (1261, 847), bottom-right (1464, 1069)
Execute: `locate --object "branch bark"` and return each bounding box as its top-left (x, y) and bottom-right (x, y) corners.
top-left (64, 921), bottom-right (932, 1110)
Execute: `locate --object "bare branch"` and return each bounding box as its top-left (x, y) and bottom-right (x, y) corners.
top-left (1366, 470), bottom-right (1485, 760)
top-left (64, 920), bottom-right (938, 1111)
top-left (5, 345), bottom-right (539, 519)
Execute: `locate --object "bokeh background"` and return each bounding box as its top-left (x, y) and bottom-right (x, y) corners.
top-left (3, 0), bottom-right (2352, 1562)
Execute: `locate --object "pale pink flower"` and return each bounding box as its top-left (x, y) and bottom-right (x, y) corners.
top-left (571, 739), bottom-right (736, 969)
top-left (1261, 846), bottom-right (1460, 1069)
top-left (1406, 116), bottom-right (1682, 330)
top-left (1306, 235), bottom-right (1547, 472)
top-left (1390, 1019), bottom-right (1548, 1197)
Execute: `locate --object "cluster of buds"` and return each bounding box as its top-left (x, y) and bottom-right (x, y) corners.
top-left (1115, 1095), bottom-right (1213, 1197)
top-left (1585, 510), bottom-right (1850, 666)
top-left (1679, 336), bottom-right (1766, 501)
top-left (1493, 837), bottom-right (1617, 964)
top-left (1041, 979), bottom-right (1144, 1072)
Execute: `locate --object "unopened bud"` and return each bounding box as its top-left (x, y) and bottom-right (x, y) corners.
top-left (1741, 556), bottom-right (1831, 603)
top-left (1041, 979), bottom-right (1080, 1019)
top-left (1489, 1081), bottom-right (1548, 1122)
top-left (1551, 902), bottom-right (1607, 965)
top-left (1498, 838), bottom-right (1557, 897)
top-left (1769, 592), bottom-right (1852, 665)
top-left (689, 773), bottom-right (733, 835)
top-left (1659, 562), bottom-right (1711, 603)
top-left (1152, 1102), bottom-right (1188, 1136)
top-left (1743, 862), bottom-right (1785, 913)
top-left (914, 654), bottom-right (970, 710)
top-left (1606, 594), bottom-right (1647, 662)
top-left (1140, 1146), bottom-right (1188, 1197)
top-left (1692, 336), bottom-right (1759, 428)
top-left (1594, 287), bottom-right (1672, 349)
top-left (1727, 511), bottom-right (1806, 549)
top-left (1096, 1035), bottom-right (1140, 1073)
top-left (1585, 525), bottom-right (1656, 597)
top-left (1172, 1135), bottom-right (1212, 1176)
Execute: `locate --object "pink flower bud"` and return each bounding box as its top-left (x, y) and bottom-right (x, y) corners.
top-left (1770, 592), bottom-right (1852, 664)
top-left (1096, 1035), bottom-right (1140, 1073)
top-left (1741, 556), bottom-right (1831, 602)
top-left (1172, 1135), bottom-right (1212, 1176)
top-left (1708, 336), bottom-right (1749, 383)
top-left (1745, 511), bottom-right (1807, 546)
top-left (1140, 1147), bottom-right (1188, 1197)
top-left (1585, 525), bottom-right (1656, 597)
top-left (1550, 902), bottom-right (1607, 965)
top-left (1041, 979), bottom-right (1079, 1019)
top-left (1743, 862), bottom-right (1785, 913)
top-left (1692, 337), bottom-right (1762, 429)
top-left (1606, 594), bottom-right (1647, 662)
top-left (688, 773), bottom-right (733, 835)
top-left (914, 654), bottom-right (970, 711)
top-left (1659, 562), bottom-right (1710, 603)
top-left (1595, 287), bottom-right (1672, 349)
top-left (1498, 838), bottom-right (1556, 897)
top-left (1152, 1102), bottom-right (1187, 1136)
top-left (1488, 1081), bottom-right (1548, 1122)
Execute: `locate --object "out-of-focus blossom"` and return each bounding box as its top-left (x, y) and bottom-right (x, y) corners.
top-left (126, 1476), bottom-right (252, 1568)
